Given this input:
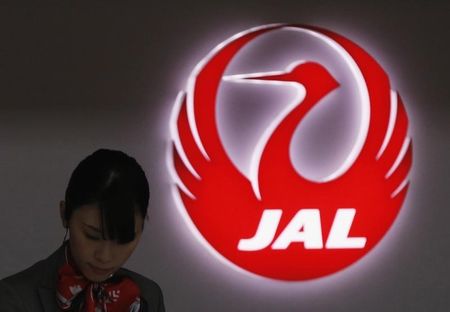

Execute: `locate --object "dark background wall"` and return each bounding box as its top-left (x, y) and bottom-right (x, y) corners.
top-left (0, 1), bottom-right (449, 311)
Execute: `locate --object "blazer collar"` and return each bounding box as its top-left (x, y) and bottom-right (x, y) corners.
top-left (37, 241), bottom-right (67, 311)
top-left (38, 241), bottom-right (134, 312)
top-left (36, 241), bottom-right (132, 311)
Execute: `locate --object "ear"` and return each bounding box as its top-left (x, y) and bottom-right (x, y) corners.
top-left (60, 200), bottom-right (68, 228)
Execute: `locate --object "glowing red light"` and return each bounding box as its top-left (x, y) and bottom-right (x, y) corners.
top-left (169, 24), bottom-right (412, 281)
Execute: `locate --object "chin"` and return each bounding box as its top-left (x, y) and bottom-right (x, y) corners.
top-left (80, 266), bottom-right (109, 283)
top-left (84, 272), bottom-right (109, 283)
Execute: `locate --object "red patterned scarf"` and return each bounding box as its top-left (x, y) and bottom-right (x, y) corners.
top-left (56, 244), bottom-right (142, 311)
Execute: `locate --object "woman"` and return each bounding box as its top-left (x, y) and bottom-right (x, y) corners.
top-left (0, 149), bottom-right (165, 311)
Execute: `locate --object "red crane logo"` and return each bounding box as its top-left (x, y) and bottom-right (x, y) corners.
top-left (169, 24), bottom-right (412, 280)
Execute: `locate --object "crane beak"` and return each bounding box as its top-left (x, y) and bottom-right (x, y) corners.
top-left (223, 71), bottom-right (291, 84)
top-left (223, 61), bottom-right (339, 90)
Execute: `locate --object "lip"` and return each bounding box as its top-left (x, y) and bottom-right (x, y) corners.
top-left (88, 263), bottom-right (114, 275)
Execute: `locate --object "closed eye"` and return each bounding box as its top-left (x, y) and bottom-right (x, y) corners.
top-left (85, 232), bottom-right (101, 241)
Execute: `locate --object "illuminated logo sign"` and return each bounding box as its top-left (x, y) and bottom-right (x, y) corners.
top-left (169, 24), bottom-right (412, 280)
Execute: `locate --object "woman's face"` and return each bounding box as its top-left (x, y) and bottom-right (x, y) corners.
top-left (65, 203), bottom-right (144, 282)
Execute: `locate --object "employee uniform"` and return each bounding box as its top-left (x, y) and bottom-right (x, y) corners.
top-left (0, 242), bottom-right (165, 311)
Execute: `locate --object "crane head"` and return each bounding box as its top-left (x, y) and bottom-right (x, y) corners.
top-left (224, 61), bottom-right (339, 94)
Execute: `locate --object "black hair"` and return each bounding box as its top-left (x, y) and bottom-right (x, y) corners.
top-left (64, 149), bottom-right (149, 244)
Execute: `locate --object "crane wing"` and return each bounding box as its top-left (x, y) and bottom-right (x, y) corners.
top-left (169, 26), bottom-right (279, 261)
top-left (255, 26), bottom-right (412, 254)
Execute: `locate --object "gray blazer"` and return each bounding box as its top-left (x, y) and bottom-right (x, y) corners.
top-left (0, 243), bottom-right (165, 311)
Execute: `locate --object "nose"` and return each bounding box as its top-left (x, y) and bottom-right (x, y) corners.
top-left (94, 241), bottom-right (114, 264)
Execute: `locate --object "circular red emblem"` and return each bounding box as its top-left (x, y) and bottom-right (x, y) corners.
top-left (169, 24), bottom-right (412, 280)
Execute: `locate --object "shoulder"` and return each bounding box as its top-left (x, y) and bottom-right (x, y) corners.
top-left (2, 244), bottom-right (63, 289)
top-left (0, 279), bottom-right (29, 311)
top-left (0, 258), bottom-right (49, 312)
top-left (0, 244), bottom-right (65, 311)
top-left (2, 257), bottom-right (48, 287)
top-left (119, 268), bottom-right (166, 312)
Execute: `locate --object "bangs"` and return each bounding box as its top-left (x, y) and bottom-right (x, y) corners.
top-left (98, 175), bottom-right (138, 244)
top-left (64, 149), bottom-right (149, 243)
